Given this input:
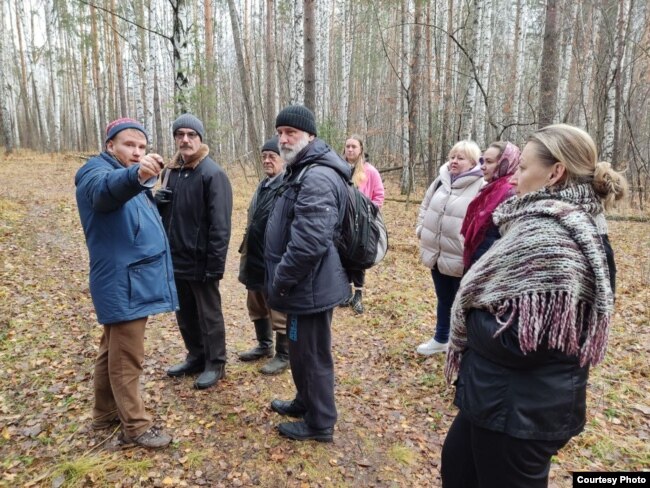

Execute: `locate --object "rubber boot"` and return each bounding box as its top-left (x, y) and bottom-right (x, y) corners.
top-left (238, 319), bottom-right (274, 361)
top-left (351, 289), bottom-right (364, 314)
top-left (260, 332), bottom-right (289, 375)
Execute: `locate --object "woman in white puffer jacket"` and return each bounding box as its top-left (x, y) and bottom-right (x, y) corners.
top-left (415, 140), bottom-right (484, 355)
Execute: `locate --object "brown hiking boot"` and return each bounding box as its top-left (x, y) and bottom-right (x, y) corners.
top-left (121, 426), bottom-right (172, 449)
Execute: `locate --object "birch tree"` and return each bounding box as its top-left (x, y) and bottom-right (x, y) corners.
top-left (45, 0), bottom-right (61, 152)
top-left (264, 0), bottom-right (276, 136)
top-left (227, 0), bottom-right (261, 165)
top-left (303, 0), bottom-right (316, 111)
top-left (459, 0), bottom-right (481, 140)
top-left (0, 0), bottom-right (13, 153)
top-left (290, 0), bottom-right (304, 104)
top-left (171, 0), bottom-right (191, 113)
top-left (538, 0), bottom-right (559, 127)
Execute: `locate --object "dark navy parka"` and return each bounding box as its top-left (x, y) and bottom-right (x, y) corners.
top-left (264, 139), bottom-right (350, 315)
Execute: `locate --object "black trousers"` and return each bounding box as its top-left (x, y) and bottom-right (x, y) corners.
top-left (347, 269), bottom-right (365, 288)
top-left (287, 309), bottom-right (337, 430)
top-left (441, 413), bottom-right (569, 488)
top-left (175, 278), bottom-right (226, 365)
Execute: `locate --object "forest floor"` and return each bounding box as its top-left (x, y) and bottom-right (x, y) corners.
top-left (0, 151), bottom-right (648, 488)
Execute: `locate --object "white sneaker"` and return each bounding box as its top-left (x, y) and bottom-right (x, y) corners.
top-left (416, 337), bottom-right (448, 355)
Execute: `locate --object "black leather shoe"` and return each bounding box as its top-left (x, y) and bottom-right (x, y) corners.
top-left (167, 360), bottom-right (204, 377)
top-left (194, 363), bottom-right (225, 390)
top-left (270, 399), bottom-right (306, 418)
top-left (238, 346), bottom-right (273, 362)
top-left (278, 421), bottom-right (333, 442)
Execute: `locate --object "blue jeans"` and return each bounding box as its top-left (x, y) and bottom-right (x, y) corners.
top-left (431, 267), bottom-right (461, 343)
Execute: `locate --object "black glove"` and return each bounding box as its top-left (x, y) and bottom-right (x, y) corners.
top-left (204, 272), bottom-right (223, 282)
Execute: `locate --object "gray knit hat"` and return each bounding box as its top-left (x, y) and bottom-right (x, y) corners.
top-left (172, 113), bottom-right (205, 142)
top-left (275, 105), bottom-right (317, 136)
top-left (261, 135), bottom-right (280, 155)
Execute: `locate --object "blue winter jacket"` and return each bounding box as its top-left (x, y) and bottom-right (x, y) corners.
top-left (265, 139), bottom-right (350, 314)
top-left (75, 152), bottom-right (179, 325)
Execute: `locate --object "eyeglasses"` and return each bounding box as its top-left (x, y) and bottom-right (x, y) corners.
top-left (174, 131), bottom-right (199, 141)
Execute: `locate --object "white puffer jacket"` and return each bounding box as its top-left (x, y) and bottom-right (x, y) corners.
top-left (416, 163), bottom-right (484, 277)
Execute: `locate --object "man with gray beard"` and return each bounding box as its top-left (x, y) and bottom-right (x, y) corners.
top-left (264, 105), bottom-right (350, 442)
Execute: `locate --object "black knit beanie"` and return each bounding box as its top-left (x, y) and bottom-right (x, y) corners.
top-left (275, 105), bottom-right (317, 136)
top-left (172, 113), bottom-right (205, 142)
top-left (261, 135), bottom-right (280, 155)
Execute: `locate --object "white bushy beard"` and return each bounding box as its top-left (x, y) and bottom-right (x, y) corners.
top-left (280, 132), bottom-right (311, 164)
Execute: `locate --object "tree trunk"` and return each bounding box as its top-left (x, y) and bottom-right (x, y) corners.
top-left (508, 0), bottom-right (524, 140)
top-left (0, 0), bottom-right (14, 153)
top-left (538, 0), bottom-right (560, 128)
top-left (426, 2), bottom-right (435, 182)
top-left (303, 0), bottom-right (316, 111)
top-left (340, 0), bottom-right (351, 131)
top-left (407, 0), bottom-right (424, 194)
top-left (290, 0), bottom-right (304, 105)
top-left (399, 0), bottom-right (411, 194)
top-left (439, 0), bottom-right (454, 174)
top-left (227, 0), bottom-right (261, 172)
top-left (171, 0), bottom-right (191, 113)
top-left (110, 0), bottom-right (128, 117)
top-left (265, 0), bottom-right (277, 136)
top-left (46, 0), bottom-right (61, 152)
top-left (557, 0), bottom-right (579, 121)
top-left (460, 0), bottom-right (481, 140)
top-left (15, 0), bottom-right (32, 148)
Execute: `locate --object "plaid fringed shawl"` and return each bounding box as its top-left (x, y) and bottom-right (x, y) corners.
top-left (445, 183), bottom-right (614, 382)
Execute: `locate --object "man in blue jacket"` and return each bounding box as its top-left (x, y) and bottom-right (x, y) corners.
top-left (157, 114), bottom-right (233, 390)
top-left (265, 105), bottom-right (350, 442)
top-left (75, 118), bottom-right (178, 449)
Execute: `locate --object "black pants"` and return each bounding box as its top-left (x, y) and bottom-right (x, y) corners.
top-left (441, 413), bottom-right (569, 488)
top-left (287, 309), bottom-right (337, 430)
top-left (175, 278), bottom-right (226, 365)
top-left (347, 269), bottom-right (365, 288)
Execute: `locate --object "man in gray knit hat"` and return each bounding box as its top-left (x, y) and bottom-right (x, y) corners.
top-left (156, 113), bottom-right (232, 390)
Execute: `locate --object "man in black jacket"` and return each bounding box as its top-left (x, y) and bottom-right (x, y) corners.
top-left (238, 136), bottom-right (289, 375)
top-left (156, 114), bottom-right (233, 390)
top-left (265, 105), bottom-right (350, 442)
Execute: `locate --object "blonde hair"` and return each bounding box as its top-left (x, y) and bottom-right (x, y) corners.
top-left (528, 124), bottom-right (628, 209)
top-left (449, 140), bottom-right (481, 165)
top-left (346, 134), bottom-right (367, 187)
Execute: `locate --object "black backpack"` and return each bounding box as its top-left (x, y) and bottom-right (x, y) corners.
top-left (295, 164), bottom-right (388, 270)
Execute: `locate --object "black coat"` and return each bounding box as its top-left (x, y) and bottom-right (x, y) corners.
top-left (157, 147), bottom-right (232, 281)
top-left (238, 173), bottom-right (285, 291)
top-left (455, 239), bottom-right (617, 441)
top-left (264, 139), bottom-right (350, 314)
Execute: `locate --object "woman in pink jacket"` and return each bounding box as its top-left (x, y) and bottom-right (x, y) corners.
top-left (340, 134), bottom-right (385, 314)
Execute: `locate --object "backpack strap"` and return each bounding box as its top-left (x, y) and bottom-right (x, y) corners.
top-left (294, 163), bottom-right (318, 186)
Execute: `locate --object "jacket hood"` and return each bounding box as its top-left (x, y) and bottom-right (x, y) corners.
top-left (168, 144), bottom-right (210, 170)
top-left (439, 162), bottom-right (483, 189)
top-left (290, 138), bottom-right (352, 180)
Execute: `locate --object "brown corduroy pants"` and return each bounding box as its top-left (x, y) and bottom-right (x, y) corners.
top-left (92, 318), bottom-right (153, 438)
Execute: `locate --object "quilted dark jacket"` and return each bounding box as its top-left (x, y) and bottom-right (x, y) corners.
top-left (238, 173), bottom-right (285, 291)
top-left (264, 139), bottom-right (350, 314)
